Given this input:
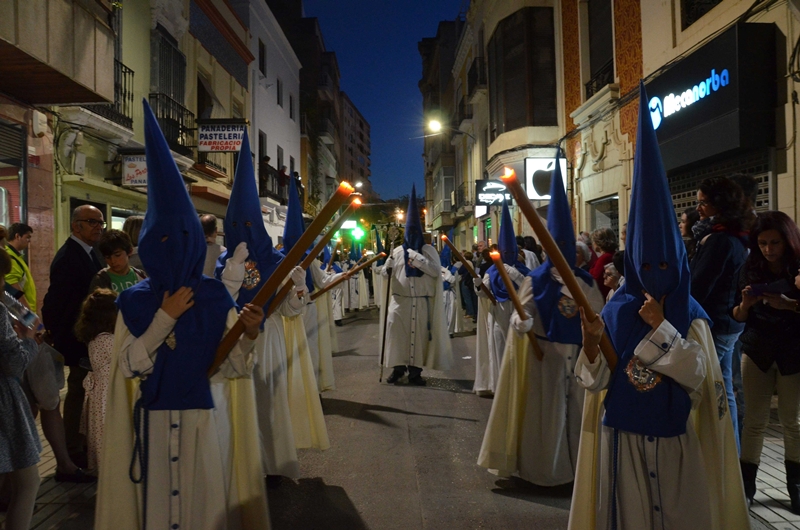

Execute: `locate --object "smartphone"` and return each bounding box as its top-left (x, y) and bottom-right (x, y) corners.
top-left (749, 283), bottom-right (769, 297)
top-left (749, 279), bottom-right (792, 297)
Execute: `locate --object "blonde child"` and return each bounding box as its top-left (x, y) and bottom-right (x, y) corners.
top-left (74, 288), bottom-right (118, 473)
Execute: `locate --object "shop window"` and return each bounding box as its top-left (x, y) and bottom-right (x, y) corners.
top-left (485, 217), bottom-right (492, 243)
top-left (487, 7), bottom-right (557, 140)
top-left (589, 195), bottom-right (619, 236)
top-left (0, 121), bottom-right (25, 226)
top-left (682, 0), bottom-right (724, 30)
top-left (585, 0), bottom-right (614, 99)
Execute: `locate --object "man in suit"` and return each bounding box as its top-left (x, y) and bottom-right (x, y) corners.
top-left (41, 204), bottom-right (105, 464)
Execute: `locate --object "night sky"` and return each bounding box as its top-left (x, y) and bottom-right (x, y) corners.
top-left (302, 0), bottom-right (464, 201)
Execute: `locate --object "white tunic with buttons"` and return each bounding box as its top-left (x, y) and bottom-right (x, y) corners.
top-left (572, 319), bottom-right (713, 530)
top-left (381, 245), bottom-right (451, 370)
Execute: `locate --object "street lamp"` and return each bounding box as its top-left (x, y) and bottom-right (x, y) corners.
top-left (355, 181), bottom-right (363, 188)
top-left (426, 119), bottom-right (475, 141)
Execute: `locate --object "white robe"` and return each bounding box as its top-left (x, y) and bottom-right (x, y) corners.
top-left (450, 263), bottom-right (473, 334)
top-left (478, 274), bottom-right (604, 486)
top-left (220, 259), bottom-right (301, 478)
top-left (308, 264), bottom-right (343, 392)
top-left (331, 262), bottom-right (345, 322)
top-left (372, 262), bottom-right (383, 309)
top-left (95, 308), bottom-right (269, 530)
top-left (380, 245), bottom-right (452, 370)
top-left (358, 268), bottom-right (369, 309)
top-left (441, 266), bottom-right (456, 334)
top-left (569, 318), bottom-right (749, 530)
top-left (479, 274), bottom-right (516, 391)
top-left (473, 295), bottom-right (495, 396)
top-left (347, 262), bottom-right (360, 310)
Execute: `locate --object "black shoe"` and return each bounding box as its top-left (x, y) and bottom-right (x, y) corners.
top-left (68, 451), bottom-right (88, 469)
top-left (408, 374), bottom-right (426, 386)
top-left (386, 368), bottom-right (406, 384)
top-left (55, 468), bottom-right (96, 483)
top-left (786, 460), bottom-right (800, 514)
top-left (266, 475), bottom-right (283, 489)
top-left (335, 320), bottom-right (343, 327)
top-left (741, 460), bottom-right (758, 509)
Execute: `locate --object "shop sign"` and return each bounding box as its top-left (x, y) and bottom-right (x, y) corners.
top-left (122, 155), bottom-right (148, 188)
top-left (649, 68), bottom-right (730, 130)
top-left (524, 157), bottom-right (568, 200)
top-left (198, 123), bottom-right (246, 152)
top-left (475, 180), bottom-right (512, 206)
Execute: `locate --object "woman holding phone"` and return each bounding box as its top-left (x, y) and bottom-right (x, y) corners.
top-left (733, 211), bottom-right (800, 512)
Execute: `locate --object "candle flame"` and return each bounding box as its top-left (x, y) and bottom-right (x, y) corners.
top-left (500, 167), bottom-right (515, 181)
top-left (379, 252), bottom-right (386, 258)
top-left (339, 181), bottom-right (355, 193)
top-left (489, 251), bottom-right (501, 259)
top-left (440, 234), bottom-right (447, 240)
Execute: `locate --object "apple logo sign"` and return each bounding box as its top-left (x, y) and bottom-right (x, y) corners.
top-left (532, 161), bottom-right (554, 197)
top-left (649, 96), bottom-right (663, 130)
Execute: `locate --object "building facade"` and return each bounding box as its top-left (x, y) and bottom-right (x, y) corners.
top-left (339, 91), bottom-right (375, 200)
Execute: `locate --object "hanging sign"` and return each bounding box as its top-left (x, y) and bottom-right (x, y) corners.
top-left (475, 180), bottom-right (513, 206)
top-left (197, 120), bottom-right (247, 152)
top-left (122, 154), bottom-right (148, 188)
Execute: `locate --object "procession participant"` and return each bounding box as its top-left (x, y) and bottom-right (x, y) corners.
top-left (568, 83), bottom-right (747, 530)
top-left (215, 131), bottom-right (303, 484)
top-left (473, 266), bottom-right (495, 397)
top-left (372, 226), bottom-right (386, 309)
top-left (95, 101), bottom-right (269, 529)
top-left (308, 245), bottom-right (346, 391)
top-left (330, 248), bottom-right (346, 326)
top-left (442, 230), bottom-right (472, 336)
top-left (440, 243), bottom-right (457, 338)
top-left (478, 152), bottom-right (604, 486)
top-left (477, 201), bottom-right (530, 388)
top-left (319, 246), bottom-right (342, 351)
top-left (357, 248), bottom-right (370, 309)
top-left (382, 185), bottom-right (451, 385)
top-left (283, 178), bottom-right (341, 393)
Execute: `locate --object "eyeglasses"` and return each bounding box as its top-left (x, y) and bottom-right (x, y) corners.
top-left (696, 200), bottom-right (709, 208)
top-left (76, 219), bottom-right (106, 228)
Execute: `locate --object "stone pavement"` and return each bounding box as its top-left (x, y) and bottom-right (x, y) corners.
top-left (0, 306), bottom-right (788, 529)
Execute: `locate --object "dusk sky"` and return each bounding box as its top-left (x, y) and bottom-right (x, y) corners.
top-left (303, 0), bottom-right (464, 200)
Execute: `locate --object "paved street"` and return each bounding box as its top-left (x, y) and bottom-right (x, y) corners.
top-left (2, 305), bottom-right (787, 529)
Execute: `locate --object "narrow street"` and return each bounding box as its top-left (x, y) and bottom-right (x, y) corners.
top-left (267, 307), bottom-right (572, 529)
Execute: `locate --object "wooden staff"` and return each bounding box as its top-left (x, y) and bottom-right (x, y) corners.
top-left (441, 235), bottom-right (496, 305)
top-left (499, 168), bottom-right (616, 370)
top-left (265, 198), bottom-right (362, 317)
top-left (326, 240), bottom-right (342, 272)
top-left (489, 252), bottom-right (543, 361)
top-left (311, 253), bottom-right (384, 301)
top-left (208, 181), bottom-right (355, 375)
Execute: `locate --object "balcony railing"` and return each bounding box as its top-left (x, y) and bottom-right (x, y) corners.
top-left (197, 152), bottom-right (228, 176)
top-left (585, 59), bottom-right (614, 100)
top-left (455, 182), bottom-right (473, 209)
top-left (259, 165), bottom-right (289, 205)
top-left (467, 56), bottom-right (487, 100)
top-left (148, 92), bottom-right (195, 157)
top-left (84, 60), bottom-right (134, 129)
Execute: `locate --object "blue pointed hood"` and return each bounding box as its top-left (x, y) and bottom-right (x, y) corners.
top-left (116, 99), bottom-right (234, 411)
top-left (403, 184), bottom-right (425, 277)
top-left (600, 81), bottom-right (708, 438)
top-left (439, 228), bottom-right (454, 267)
top-left (529, 148), bottom-right (594, 345)
top-left (281, 176), bottom-right (313, 292)
top-left (488, 201), bottom-right (529, 302)
top-left (321, 244), bottom-right (342, 273)
top-left (138, 99), bottom-right (206, 295)
top-left (216, 130), bottom-right (283, 312)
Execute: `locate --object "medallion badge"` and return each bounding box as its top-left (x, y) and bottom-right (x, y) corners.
top-left (243, 261), bottom-right (261, 290)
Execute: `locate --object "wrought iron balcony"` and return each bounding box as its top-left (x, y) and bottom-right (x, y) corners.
top-left (455, 182), bottom-right (473, 210)
top-left (467, 56), bottom-right (487, 101)
top-left (259, 164), bottom-right (289, 205)
top-left (196, 152), bottom-right (228, 178)
top-left (148, 92), bottom-right (195, 158)
top-left (585, 59), bottom-right (615, 100)
top-left (84, 60), bottom-right (134, 129)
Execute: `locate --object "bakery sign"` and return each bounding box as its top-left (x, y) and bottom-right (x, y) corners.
top-left (197, 120), bottom-right (247, 152)
top-left (122, 154), bottom-right (148, 188)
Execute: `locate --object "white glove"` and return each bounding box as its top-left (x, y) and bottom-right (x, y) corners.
top-left (406, 249), bottom-right (421, 262)
top-left (290, 266), bottom-right (307, 288)
top-left (504, 264), bottom-right (524, 285)
top-left (231, 242), bottom-right (249, 265)
top-left (512, 313), bottom-right (534, 334)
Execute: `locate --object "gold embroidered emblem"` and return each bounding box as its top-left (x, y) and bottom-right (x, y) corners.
top-left (715, 381), bottom-right (727, 419)
top-left (165, 332), bottom-right (177, 350)
top-left (625, 355), bottom-right (662, 392)
top-left (243, 261), bottom-right (261, 290)
top-left (557, 295), bottom-right (578, 318)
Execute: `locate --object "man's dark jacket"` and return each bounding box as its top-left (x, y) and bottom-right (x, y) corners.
top-left (41, 238), bottom-right (102, 366)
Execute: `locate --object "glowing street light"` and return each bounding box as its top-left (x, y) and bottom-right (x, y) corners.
top-left (428, 120), bottom-right (442, 133)
top-left (355, 181), bottom-right (363, 188)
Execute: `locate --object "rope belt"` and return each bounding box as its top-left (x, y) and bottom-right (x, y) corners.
top-left (130, 397), bottom-right (150, 530)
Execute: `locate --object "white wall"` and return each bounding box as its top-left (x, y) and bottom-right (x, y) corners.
top-left (249, 1), bottom-right (302, 180)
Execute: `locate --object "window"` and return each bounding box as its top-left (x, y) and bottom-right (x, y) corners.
top-left (258, 39), bottom-right (266, 76)
top-left (682, 0), bottom-right (723, 30)
top-left (289, 156), bottom-right (295, 176)
top-left (487, 7), bottom-right (557, 140)
top-left (151, 25), bottom-right (186, 103)
top-left (289, 95), bottom-right (294, 120)
top-left (585, 0), bottom-right (614, 99)
top-left (589, 195), bottom-right (619, 236)
top-left (277, 145), bottom-right (284, 171)
top-left (258, 130), bottom-right (267, 165)
top-left (277, 78), bottom-right (283, 107)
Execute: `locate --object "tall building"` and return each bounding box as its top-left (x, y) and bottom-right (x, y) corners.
top-left (340, 91), bottom-right (375, 200)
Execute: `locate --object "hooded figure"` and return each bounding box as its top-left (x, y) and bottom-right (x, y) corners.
top-left (214, 131), bottom-right (305, 480)
top-left (96, 101), bottom-right (269, 529)
top-left (381, 185), bottom-right (452, 384)
top-left (478, 149), bottom-right (604, 487)
top-left (568, 82), bottom-right (748, 530)
top-left (372, 226), bottom-right (385, 309)
top-left (442, 228), bottom-right (471, 335)
top-left (285, 178), bottom-right (343, 393)
top-left (478, 201), bottom-right (530, 388)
